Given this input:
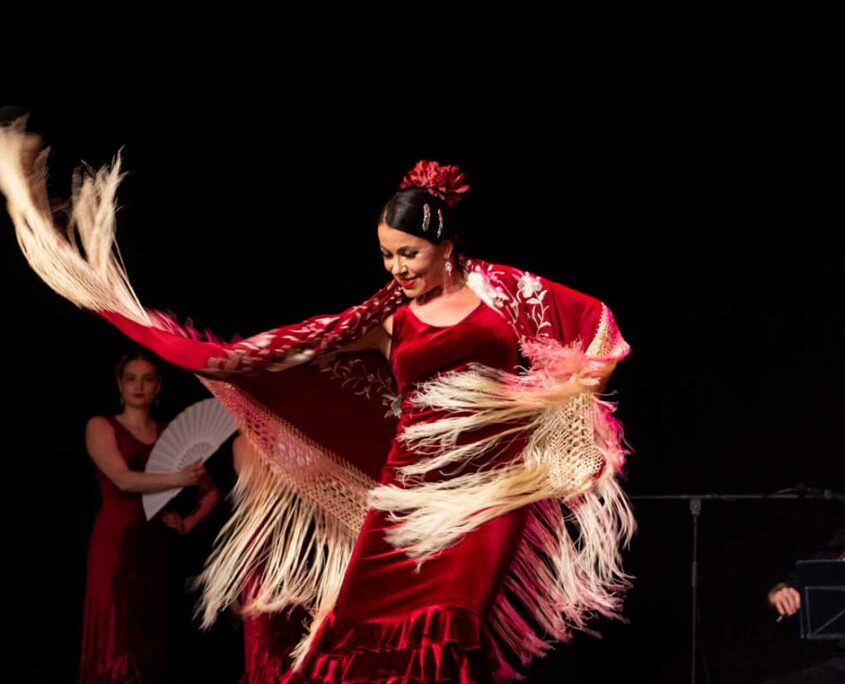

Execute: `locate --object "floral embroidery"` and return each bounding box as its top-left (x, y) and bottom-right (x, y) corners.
top-left (464, 260), bottom-right (552, 342)
top-left (319, 356), bottom-right (401, 418)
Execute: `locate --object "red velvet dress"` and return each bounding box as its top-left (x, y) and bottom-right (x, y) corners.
top-left (241, 577), bottom-right (306, 683)
top-left (77, 416), bottom-right (172, 683)
top-left (288, 301), bottom-right (528, 683)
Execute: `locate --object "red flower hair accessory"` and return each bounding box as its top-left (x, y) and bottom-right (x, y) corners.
top-left (399, 160), bottom-right (469, 207)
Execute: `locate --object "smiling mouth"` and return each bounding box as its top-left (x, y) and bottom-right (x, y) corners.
top-left (398, 278), bottom-right (417, 287)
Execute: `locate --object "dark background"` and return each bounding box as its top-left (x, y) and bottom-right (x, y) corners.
top-left (2, 62), bottom-right (841, 683)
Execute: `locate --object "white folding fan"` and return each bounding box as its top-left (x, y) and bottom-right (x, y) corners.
top-left (142, 398), bottom-right (238, 521)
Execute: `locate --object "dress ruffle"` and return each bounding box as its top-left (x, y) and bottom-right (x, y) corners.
top-left (284, 605), bottom-right (518, 683)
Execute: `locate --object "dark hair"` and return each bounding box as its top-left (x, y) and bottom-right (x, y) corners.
top-left (114, 348), bottom-right (163, 381)
top-left (379, 188), bottom-right (464, 249)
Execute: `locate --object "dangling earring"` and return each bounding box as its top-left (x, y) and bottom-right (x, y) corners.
top-left (444, 258), bottom-right (454, 287)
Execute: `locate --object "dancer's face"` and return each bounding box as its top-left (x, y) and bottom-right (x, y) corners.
top-left (378, 223), bottom-right (452, 299)
top-left (117, 359), bottom-right (160, 409)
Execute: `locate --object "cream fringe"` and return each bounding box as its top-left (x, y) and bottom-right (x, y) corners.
top-left (0, 121), bottom-right (151, 324)
top-left (2, 122), bottom-right (634, 671)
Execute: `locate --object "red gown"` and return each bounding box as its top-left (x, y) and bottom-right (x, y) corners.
top-left (241, 575), bottom-right (306, 683)
top-left (77, 416), bottom-right (172, 684)
top-left (288, 300), bottom-right (528, 683)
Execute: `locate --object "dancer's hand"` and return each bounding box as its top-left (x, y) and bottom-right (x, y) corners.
top-left (162, 511), bottom-right (187, 535)
top-left (174, 460), bottom-right (206, 487)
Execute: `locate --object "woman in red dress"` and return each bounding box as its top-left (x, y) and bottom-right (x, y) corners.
top-left (270, 170), bottom-right (627, 682)
top-left (77, 350), bottom-right (209, 683)
top-left (0, 128), bottom-right (633, 682)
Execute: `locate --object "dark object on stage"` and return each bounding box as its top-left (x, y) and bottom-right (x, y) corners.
top-left (796, 559), bottom-right (845, 641)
